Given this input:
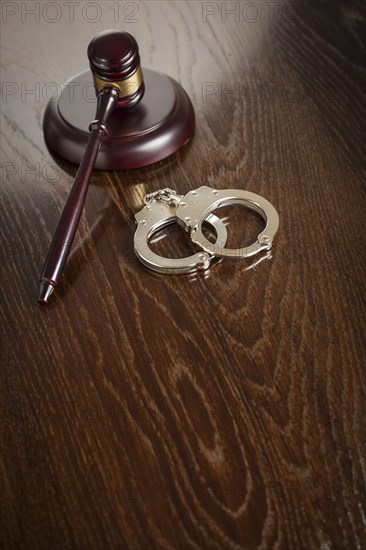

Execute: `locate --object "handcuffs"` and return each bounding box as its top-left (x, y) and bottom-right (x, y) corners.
top-left (134, 186), bottom-right (279, 275)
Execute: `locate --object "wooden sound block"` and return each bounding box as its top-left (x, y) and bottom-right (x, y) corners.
top-left (43, 68), bottom-right (195, 170)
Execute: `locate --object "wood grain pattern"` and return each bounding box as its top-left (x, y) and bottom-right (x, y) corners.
top-left (1, 1), bottom-right (365, 548)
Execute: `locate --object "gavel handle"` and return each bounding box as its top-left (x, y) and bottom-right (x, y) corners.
top-left (38, 87), bottom-right (119, 303)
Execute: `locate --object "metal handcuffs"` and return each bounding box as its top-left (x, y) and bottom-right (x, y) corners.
top-left (134, 186), bottom-right (279, 275)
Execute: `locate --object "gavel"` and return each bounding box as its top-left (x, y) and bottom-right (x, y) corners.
top-left (38, 31), bottom-right (146, 303)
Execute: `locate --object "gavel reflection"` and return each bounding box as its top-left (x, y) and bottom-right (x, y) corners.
top-left (38, 31), bottom-right (145, 303)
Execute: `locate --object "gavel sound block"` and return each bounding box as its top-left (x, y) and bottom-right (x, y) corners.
top-left (39, 30), bottom-right (195, 303)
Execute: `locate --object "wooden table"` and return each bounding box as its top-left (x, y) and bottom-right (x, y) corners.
top-left (1, 1), bottom-right (365, 548)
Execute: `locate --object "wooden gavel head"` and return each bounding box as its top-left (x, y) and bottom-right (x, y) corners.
top-left (88, 30), bottom-right (145, 108)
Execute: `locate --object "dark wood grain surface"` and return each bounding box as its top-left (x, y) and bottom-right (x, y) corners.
top-left (1, 1), bottom-right (365, 548)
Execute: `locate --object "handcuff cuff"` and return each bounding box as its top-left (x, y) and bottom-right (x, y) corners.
top-left (134, 186), bottom-right (279, 275)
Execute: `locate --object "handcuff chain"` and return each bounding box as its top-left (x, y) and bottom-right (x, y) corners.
top-left (143, 188), bottom-right (180, 205)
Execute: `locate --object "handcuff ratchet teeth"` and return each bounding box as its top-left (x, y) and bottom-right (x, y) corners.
top-left (134, 186), bottom-right (279, 274)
